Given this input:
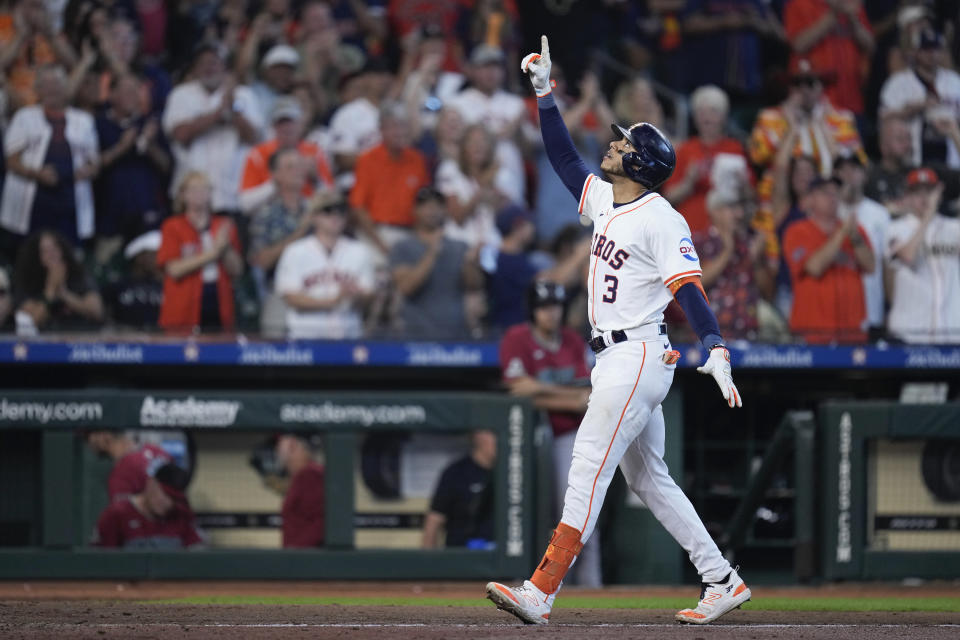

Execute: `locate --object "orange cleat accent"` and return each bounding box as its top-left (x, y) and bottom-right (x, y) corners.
top-left (677, 611), bottom-right (706, 619)
top-left (494, 584), bottom-right (519, 604)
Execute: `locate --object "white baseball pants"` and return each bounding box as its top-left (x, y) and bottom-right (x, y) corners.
top-left (559, 338), bottom-right (731, 583)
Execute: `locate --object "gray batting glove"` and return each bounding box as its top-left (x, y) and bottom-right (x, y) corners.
top-left (520, 35), bottom-right (552, 97)
top-left (697, 346), bottom-right (742, 408)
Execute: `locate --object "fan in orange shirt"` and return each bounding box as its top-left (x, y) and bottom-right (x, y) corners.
top-left (782, 176), bottom-right (874, 344)
top-left (239, 98), bottom-right (334, 215)
top-left (349, 102), bottom-right (429, 256)
top-left (784, 0), bottom-right (874, 115)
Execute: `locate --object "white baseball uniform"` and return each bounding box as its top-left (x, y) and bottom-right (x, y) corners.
top-left (561, 174), bottom-right (732, 584)
top-left (274, 235), bottom-right (375, 339)
top-left (886, 213), bottom-right (960, 343)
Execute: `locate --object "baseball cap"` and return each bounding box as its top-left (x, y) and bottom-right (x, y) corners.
top-left (414, 185), bottom-right (445, 205)
top-left (338, 56), bottom-right (392, 90)
top-left (898, 5), bottom-right (929, 29)
top-left (148, 460), bottom-right (190, 502)
top-left (529, 281), bottom-right (566, 308)
top-left (834, 150), bottom-right (865, 169)
top-left (808, 175), bottom-right (842, 191)
top-left (495, 205), bottom-right (534, 237)
top-left (192, 39), bottom-right (228, 61)
top-left (271, 97), bottom-right (304, 123)
top-left (262, 44), bottom-right (300, 68)
top-left (310, 189), bottom-right (347, 214)
top-left (789, 58), bottom-right (821, 80)
top-left (470, 45), bottom-right (505, 66)
top-left (123, 230), bottom-right (162, 260)
top-left (420, 23), bottom-right (445, 41)
top-left (918, 28), bottom-right (944, 50)
top-left (906, 167), bottom-right (940, 188)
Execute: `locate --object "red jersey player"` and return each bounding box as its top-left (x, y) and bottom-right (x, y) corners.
top-left (499, 281), bottom-right (600, 586)
top-left (276, 433), bottom-right (326, 547)
top-left (84, 430), bottom-right (172, 501)
top-left (94, 462), bottom-right (203, 549)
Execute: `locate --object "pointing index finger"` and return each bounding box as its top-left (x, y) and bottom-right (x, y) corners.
top-left (541, 35), bottom-right (549, 58)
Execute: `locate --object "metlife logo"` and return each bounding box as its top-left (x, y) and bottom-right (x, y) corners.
top-left (140, 396), bottom-right (242, 427)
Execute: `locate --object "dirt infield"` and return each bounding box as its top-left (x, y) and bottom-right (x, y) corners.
top-left (1, 582), bottom-right (957, 639)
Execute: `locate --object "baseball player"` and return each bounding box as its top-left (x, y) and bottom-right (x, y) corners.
top-left (84, 430), bottom-right (172, 503)
top-left (485, 37), bottom-right (749, 625)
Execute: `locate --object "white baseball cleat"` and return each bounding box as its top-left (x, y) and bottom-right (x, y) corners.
top-left (485, 580), bottom-right (553, 624)
top-left (675, 567), bottom-right (751, 624)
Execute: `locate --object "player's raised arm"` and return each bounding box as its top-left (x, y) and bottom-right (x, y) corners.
top-left (521, 36), bottom-right (590, 201)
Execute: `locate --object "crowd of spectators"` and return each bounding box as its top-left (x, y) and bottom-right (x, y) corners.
top-left (0, 0), bottom-right (957, 345)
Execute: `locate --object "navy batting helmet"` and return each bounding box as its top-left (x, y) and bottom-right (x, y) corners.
top-left (610, 122), bottom-right (676, 189)
top-left (527, 281), bottom-right (566, 320)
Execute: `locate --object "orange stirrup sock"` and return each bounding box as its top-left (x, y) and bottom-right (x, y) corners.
top-left (530, 523), bottom-right (584, 594)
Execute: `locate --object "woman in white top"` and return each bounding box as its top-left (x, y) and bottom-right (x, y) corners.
top-left (0, 65), bottom-right (99, 245)
top-left (434, 124), bottom-right (517, 249)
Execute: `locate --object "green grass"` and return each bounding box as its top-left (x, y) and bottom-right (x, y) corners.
top-left (143, 595), bottom-right (960, 612)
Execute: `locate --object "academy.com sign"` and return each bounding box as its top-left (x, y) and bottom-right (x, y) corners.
top-left (280, 402), bottom-right (426, 426)
top-left (140, 396), bottom-right (242, 427)
top-left (0, 398), bottom-right (103, 424)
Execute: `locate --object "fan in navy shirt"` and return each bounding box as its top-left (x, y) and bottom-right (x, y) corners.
top-left (95, 73), bottom-right (170, 239)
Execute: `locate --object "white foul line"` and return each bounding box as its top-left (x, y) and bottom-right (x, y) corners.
top-left (12, 623), bottom-right (960, 630)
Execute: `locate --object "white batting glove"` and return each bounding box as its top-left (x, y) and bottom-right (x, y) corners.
top-left (697, 346), bottom-right (742, 408)
top-left (520, 35), bottom-right (552, 97)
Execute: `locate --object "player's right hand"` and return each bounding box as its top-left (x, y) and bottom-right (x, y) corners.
top-left (697, 346), bottom-right (742, 408)
top-left (520, 35), bottom-right (552, 97)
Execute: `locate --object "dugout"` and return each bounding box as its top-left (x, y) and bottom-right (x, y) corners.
top-left (1, 338), bottom-right (959, 583)
top-left (0, 391), bottom-right (539, 579)
top-left (0, 387), bottom-right (687, 583)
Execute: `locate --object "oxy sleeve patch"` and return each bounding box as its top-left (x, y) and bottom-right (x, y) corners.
top-left (679, 237), bottom-right (698, 262)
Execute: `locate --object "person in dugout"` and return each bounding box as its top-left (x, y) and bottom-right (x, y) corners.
top-left (83, 429), bottom-right (172, 502)
top-left (422, 429), bottom-right (496, 549)
top-left (93, 461), bottom-right (204, 549)
top-left (275, 432), bottom-right (326, 548)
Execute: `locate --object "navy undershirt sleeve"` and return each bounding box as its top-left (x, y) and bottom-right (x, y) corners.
top-left (538, 93), bottom-right (590, 201)
top-left (674, 282), bottom-right (725, 351)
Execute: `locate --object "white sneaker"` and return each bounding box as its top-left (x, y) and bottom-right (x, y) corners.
top-left (485, 580), bottom-right (554, 624)
top-left (675, 567), bottom-right (751, 624)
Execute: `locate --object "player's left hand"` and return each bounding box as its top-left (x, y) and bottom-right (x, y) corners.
top-left (520, 35), bottom-right (552, 97)
top-left (697, 346), bottom-right (742, 408)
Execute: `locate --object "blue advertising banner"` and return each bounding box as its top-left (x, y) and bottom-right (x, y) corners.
top-left (0, 338), bottom-right (958, 369)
